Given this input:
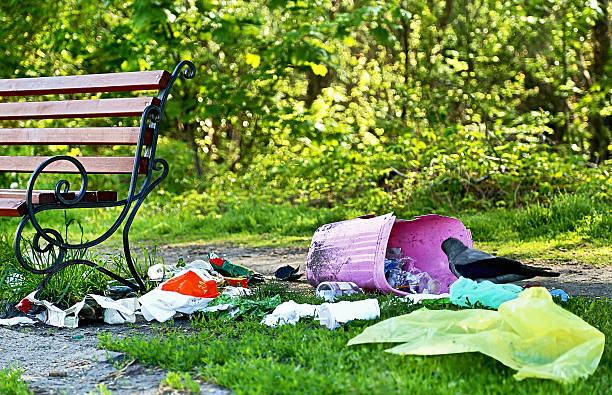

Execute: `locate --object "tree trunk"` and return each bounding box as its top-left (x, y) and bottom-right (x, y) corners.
top-left (185, 123), bottom-right (202, 178)
top-left (588, 0), bottom-right (610, 162)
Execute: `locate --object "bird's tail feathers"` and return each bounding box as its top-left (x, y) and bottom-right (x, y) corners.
top-left (522, 265), bottom-right (560, 277)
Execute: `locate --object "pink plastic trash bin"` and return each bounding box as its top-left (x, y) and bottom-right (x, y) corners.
top-left (305, 213), bottom-right (473, 295)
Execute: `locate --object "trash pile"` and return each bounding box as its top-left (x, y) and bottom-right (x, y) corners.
top-left (349, 287), bottom-right (604, 383)
top-left (384, 248), bottom-right (441, 294)
top-left (7, 253), bottom-right (266, 328)
top-left (0, 213), bottom-right (605, 383)
top-left (303, 213), bottom-right (604, 383)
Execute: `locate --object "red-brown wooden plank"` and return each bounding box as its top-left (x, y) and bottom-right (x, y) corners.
top-left (0, 189), bottom-right (74, 204)
top-left (0, 70), bottom-right (170, 96)
top-left (0, 189), bottom-right (117, 204)
top-left (0, 156), bottom-right (149, 174)
top-left (0, 97), bottom-right (160, 120)
top-left (0, 127), bottom-right (152, 145)
top-left (94, 191), bottom-right (118, 202)
top-left (0, 198), bottom-right (26, 217)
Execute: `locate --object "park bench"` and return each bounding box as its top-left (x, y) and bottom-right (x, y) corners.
top-left (0, 60), bottom-right (195, 295)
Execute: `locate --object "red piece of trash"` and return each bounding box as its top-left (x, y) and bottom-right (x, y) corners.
top-left (224, 277), bottom-right (249, 288)
top-left (16, 298), bottom-right (33, 313)
top-left (162, 270), bottom-right (220, 298)
top-left (209, 258), bottom-right (224, 268)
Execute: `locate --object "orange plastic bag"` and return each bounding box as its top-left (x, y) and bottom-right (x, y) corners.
top-left (161, 270), bottom-right (220, 298)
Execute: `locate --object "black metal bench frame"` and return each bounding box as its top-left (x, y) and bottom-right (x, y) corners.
top-left (6, 60), bottom-right (195, 296)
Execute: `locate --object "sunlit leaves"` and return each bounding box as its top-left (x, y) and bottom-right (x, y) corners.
top-left (246, 53), bottom-right (261, 68)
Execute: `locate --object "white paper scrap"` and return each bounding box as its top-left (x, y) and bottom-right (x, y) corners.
top-left (261, 301), bottom-right (319, 327)
top-left (0, 316), bottom-right (35, 326)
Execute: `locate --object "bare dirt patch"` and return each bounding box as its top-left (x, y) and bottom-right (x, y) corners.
top-left (158, 243), bottom-right (612, 298)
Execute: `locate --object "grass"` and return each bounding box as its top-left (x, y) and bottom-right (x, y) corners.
top-left (99, 282), bottom-right (612, 395)
top-left (0, 366), bottom-right (32, 395)
top-left (477, 238), bottom-right (612, 266)
top-left (0, 238), bottom-right (161, 308)
top-left (1, 191), bottom-right (609, 307)
top-left (1, 191), bottom-right (609, 249)
top-left (0, 190), bottom-right (609, 392)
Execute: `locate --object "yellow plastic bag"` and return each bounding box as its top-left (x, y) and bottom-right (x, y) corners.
top-left (348, 287), bottom-right (604, 383)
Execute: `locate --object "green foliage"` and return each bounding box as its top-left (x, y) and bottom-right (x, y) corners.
top-left (0, 366), bottom-right (32, 395)
top-left (1, 0), bottom-right (610, 190)
top-left (465, 193), bottom-right (612, 242)
top-left (0, 237), bottom-right (160, 308)
top-left (0, 1), bottom-right (610, 258)
top-left (162, 372), bottom-right (201, 394)
top-left (99, 291), bottom-right (612, 395)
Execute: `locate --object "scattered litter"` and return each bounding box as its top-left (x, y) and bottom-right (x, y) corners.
top-left (316, 281), bottom-right (363, 301)
top-left (139, 269), bottom-right (219, 323)
top-left (384, 250), bottom-right (441, 294)
top-left (450, 277), bottom-right (522, 309)
top-left (103, 298), bottom-right (139, 324)
top-left (261, 301), bottom-right (319, 327)
top-left (549, 288), bottom-right (569, 301)
top-left (16, 292), bottom-right (140, 328)
top-left (224, 277), bottom-right (249, 288)
top-left (317, 299), bottom-right (380, 330)
top-left (0, 316), bottom-right (35, 326)
top-left (104, 285), bottom-right (137, 299)
top-left (161, 270), bottom-right (220, 298)
top-left (72, 334), bottom-right (84, 339)
top-left (6, 263), bottom-right (257, 327)
top-left (349, 287), bottom-right (605, 383)
top-left (274, 265), bottom-right (302, 281)
top-left (205, 294), bottom-right (282, 320)
top-left (208, 252), bottom-right (264, 283)
top-left (222, 286), bottom-right (252, 298)
top-left (147, 259), bottom-right (222, 283)
top-left (404, 293), bottom-right (450, 304)
top-left (147, 264), bottom-right (166, 281)
top-left (260, 298), bottom-right (380, 329)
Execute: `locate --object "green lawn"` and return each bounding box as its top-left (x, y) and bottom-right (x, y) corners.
top-left (99, 283), bottom-right (612, 395)
top-left (0, 366), bottom-right (32, 395)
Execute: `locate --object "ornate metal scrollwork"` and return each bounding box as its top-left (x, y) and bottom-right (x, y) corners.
top-left (12, 61), bottom-right (196, 294)
top-left (23, 156), bottom-right (88, 250)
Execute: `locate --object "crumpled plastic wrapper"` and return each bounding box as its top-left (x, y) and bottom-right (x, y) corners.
top-left (450, 277), bottom-right (522, 309)
top-left (16, 292), bottom-right (139, 328)
top-left (348, 287), bottom-right (605, 383)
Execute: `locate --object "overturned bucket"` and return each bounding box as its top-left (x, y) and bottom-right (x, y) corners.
top-left (305, 213), bottom-right (472, 295)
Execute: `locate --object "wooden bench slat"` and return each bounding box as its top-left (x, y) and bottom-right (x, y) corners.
top-left (0, 127), bottom-right (152, 145)
top-left (0, 70), bottom-right (170, 96)
top-left (0, 189), bottom-right (117, 204)
top-left (0, 156), bottom-right (149, 174)
top-left (0, 198), bottom-right (26, 217)
top-left (0, 97), bottom-right (160, 120)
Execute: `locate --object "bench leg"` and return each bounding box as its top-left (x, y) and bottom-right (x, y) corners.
top-left (14, 216), bottom-right (142, 299)
top-left (122, 158), bottom-right (169, 292)
top-left (13, 158), bottom-right (169, 299)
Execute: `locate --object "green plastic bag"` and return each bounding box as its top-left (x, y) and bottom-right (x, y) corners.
top-left (348, 287), bottom-right (604, 383)
top-left (450, 277), bottom-right (522, 309)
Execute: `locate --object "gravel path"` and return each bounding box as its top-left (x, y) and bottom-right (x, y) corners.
top-left (0, 321), bottom-right (229, 394)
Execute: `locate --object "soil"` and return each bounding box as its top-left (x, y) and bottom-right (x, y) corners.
top-left (1, 243), bottom-right (611, 394)
top-left (157, 243), bottom-right (612, 298)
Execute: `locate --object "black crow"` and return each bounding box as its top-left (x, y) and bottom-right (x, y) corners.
top-left (442, 238), bottom-right (560, 283)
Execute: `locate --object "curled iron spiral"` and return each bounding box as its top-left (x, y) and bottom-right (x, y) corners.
top-left (157, 60), bottom-right (196, 116)
top-left (14, 221), bottom-right (67, 275)
top-left (25, 156), bottom-right (88, 249)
